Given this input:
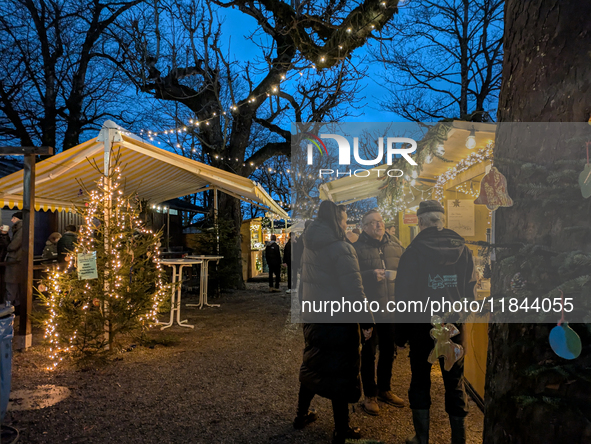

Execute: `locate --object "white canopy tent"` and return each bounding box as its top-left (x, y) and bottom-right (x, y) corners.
top-left (0, 121), bottom-right (288, 219)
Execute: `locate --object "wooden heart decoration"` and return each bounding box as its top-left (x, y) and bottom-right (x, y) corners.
top-left (578, 164), bottom-right (591, 198)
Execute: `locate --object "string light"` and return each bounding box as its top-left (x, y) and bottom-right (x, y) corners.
top-left (433, 144), bottom-right (494, 201)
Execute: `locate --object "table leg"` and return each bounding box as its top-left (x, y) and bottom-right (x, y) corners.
top-left (201, 260), bottom-right (220, 308)
top-left (174, 265), bottom-right (194, 328)
top-left (186, 262), bottom-right (204, 309)
top-left (158, 265), bottom-right (177, 330)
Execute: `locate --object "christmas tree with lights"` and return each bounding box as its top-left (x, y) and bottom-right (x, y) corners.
top-left (40, 158), bottom-right (169, 367)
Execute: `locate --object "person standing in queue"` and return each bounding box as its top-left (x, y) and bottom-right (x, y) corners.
top-left (265, 234), bottom-right (282, 292)
top-left (395, 200), bottom-right (476, 444)
top-left (355, 209), bottom-right (405, 416)
top-left (295, 200), bottom-right (374, 444)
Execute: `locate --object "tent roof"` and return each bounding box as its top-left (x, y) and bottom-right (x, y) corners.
top-left (0, 121), bottom-right (288, 218)
top-left (319, 121), bottom-right (496, 204)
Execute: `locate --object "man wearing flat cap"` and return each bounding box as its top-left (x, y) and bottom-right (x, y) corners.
top-left (395, 200), bottom-right (477, 444)
top-left (4, 212), bottom-right (24, 307)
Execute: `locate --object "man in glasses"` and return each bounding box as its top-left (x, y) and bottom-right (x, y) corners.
top-left (355, 209), bottom-right (405, 416)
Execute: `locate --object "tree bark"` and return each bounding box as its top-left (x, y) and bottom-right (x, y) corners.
top-left (484, 1), bottom-right (591, 442)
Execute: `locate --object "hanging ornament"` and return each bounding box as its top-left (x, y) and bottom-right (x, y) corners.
top-left (510, 272), bottom-right (527, 293)
top-left (474, 167), bottom-right (513, 210)
top-left (549, 291), bottom-right (582, 360)
top-left (578, 142), bottom-right (591, 198)
top-left (428, 316), bottom-right (464, 371)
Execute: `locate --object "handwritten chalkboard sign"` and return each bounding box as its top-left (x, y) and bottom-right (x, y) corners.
top-left (447, 199), bottom-right (475, 237)
top-left (77, 252), bottom-right (98, 280)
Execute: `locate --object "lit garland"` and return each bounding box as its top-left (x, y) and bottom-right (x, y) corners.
top-left (41, 162), bottom-right (169, 369)
top-left (454, 181), bottom-right (480, 198)
top-left (433, 143), bottom-right (494, 202)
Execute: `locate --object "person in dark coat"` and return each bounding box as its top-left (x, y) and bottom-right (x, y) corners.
top-left (4, 212), bottom-right (23, 306)
top-left (395, 200), bottom-right (476, 444)
top-left (42, 232), bottom-right (62, 260)
top-left (283, 232), bottom-right (293, 293)
top-left (355, 209), bottom-right (405, 416)
top-left (295, 201), bottom-right (373, 444)
top-left (265, 234), bottom-right (282, 292)
top-left (0, 225), bottom-right (10, 262)
top-left (57, 225), bottom-right (78, 265)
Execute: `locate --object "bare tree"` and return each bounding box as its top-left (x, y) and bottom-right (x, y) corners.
top-left (375, 0), bottom-right (503, 121)
top-left (0, 0), bottom-right (145, 151)
top-left (105, 0), bottom-right (400, 285)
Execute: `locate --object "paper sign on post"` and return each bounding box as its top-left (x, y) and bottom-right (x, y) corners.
top-left (77, 252), bottom-right (98, 280)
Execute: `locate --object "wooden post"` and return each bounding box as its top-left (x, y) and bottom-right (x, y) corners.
top-left (16, 154), bottom-right (35, 349)
top-left (0, 146), bottom-right (53, 350)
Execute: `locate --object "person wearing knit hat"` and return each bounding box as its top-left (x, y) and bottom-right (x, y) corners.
top-left (395, 199), bottom-right (476, 444)
top-left (11, 211), bottom-right (23, 221)
top-left (416, 200), bottom-right (445, 216)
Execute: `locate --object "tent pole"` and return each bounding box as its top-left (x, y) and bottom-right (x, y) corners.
top-left (213, 186), bottom-right (219, 254)
top-left (101, 125), bottom-right (114, 349)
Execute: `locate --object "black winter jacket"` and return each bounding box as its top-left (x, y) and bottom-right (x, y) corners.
top-left (57, 231), bottom-right (77, 263)
top-left (298, 219), bottom-right (367, 402)
top-left (394, 227), bottom-right (476, 347)
top-left (283, 239), bottom-right (292, 265)
top-left (354, 231), bottom-right (404, 322)
top-left (300, 219), bottom-right (368, 323)
top-left (265, 241), bottom-right (282, 268)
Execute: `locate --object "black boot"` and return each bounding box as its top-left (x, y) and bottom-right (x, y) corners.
top-left (406, 409), bottom-right (429, 444)
top-left (449, 416), bottom-right (466, 444)
top-left (293, 409), bottom-right (318, 429)
top-left (332, 426), bottom-right (361, 444)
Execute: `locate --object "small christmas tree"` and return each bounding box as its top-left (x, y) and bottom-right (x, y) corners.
top-left (40, 159), bottom-right (169, 368)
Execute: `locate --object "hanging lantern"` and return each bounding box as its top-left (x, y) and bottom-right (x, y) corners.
top-left (474, 167), bottom-right (513, 210)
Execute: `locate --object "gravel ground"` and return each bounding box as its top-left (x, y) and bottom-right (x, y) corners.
top-left (7, 283), bottom-right (483, 444)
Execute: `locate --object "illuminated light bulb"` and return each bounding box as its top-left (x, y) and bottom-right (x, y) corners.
top-left (320, 56), bottom-right (325, 62)
top-left (465, 126), bottom-right (477, 149)
top-left (347, 28), bottom-right (352, 33)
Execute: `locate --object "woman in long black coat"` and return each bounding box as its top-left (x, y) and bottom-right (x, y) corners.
top-left (295, 201), bottom-right (370, 444)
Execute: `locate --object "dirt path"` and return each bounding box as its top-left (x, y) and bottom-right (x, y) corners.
top-left (7, 283), bottom-right (483, 443)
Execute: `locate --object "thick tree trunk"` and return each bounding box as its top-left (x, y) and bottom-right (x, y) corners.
top-left (217, 193), bottom-right (246, 290)
top-left (484, 1), bottom-right (591, 443)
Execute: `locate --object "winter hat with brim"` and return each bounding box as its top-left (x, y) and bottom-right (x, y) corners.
top-left (416, 200), bottom-right (445, 216)
top-left (12, 211), bottom-right (23, 220)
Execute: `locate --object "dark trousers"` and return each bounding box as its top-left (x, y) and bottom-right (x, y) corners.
top-left (297, 384), bottom-right (349, 432)
top-left (287, 263), bottom-right (292, 289)
top-left (361, 323), bottom-right (397, 397)
top-left (268, 264), bottom-right (280, 289)
top-left (408, 336), bottom-right (468, 417)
